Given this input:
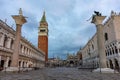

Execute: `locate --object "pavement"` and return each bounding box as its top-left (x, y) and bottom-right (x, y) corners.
top-left (0, 67), bottom-right (120, 80)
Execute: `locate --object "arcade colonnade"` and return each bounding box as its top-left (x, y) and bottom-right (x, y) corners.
top-left (81, 40), bottom-right (120, 69)
top-left (0, 20), bottom-right (45, 70)
top-left (81, 11), bottom-right (120, 70)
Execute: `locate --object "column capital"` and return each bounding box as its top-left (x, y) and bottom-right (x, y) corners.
top-left (91, 15), bottom-right (106, 25)
top-left (12, 15), bottom-right (27, 25)
top-left (7, 37), bottom-right (11, 40)
top-left (12, 8), bottom-right (27, 25)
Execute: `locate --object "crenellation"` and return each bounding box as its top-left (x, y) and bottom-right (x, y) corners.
top-left (103, 11), bottom-right (120, 26)
top-left (111, 11), bottom-right (120, 16)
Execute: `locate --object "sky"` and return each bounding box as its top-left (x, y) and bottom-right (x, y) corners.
top-left (0, 0), bottom-right (120, 59)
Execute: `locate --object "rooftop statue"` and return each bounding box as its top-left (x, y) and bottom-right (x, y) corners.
top-left (90, 11), bottom-right (102, 23)
top-left (94, 11), bottom-right (102, 16)
top-left (87, 11), bottom-right (102, 22)
top-left (19, 8), bottom-right (23, 15)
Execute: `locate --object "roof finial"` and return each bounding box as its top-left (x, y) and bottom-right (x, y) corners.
top-left (19, 8), bottom-right (23, 15)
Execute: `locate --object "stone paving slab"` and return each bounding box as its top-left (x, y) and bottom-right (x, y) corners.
top-left (0, 68), bottom-right (120, 80)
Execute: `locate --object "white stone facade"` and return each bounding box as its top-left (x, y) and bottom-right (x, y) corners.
top-left (0, 20), bottom-right (45, 70)
top-left (81, 11), bottom-right (120, 70)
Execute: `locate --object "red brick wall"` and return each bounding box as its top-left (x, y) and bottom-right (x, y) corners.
top-left (38, 36), bottom-right (48, 62)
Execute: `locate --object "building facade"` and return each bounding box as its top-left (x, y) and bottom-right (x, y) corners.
top-left (76, 51), bottom-right (82, 65)
top-left (81, 11), bottom-right (120, 70)
top-left (66, 54), bottom-right (78, 67)
top-left (38, 12), bottom-right (48, 62)
top-left (0, 19), bottom-right (45, 70)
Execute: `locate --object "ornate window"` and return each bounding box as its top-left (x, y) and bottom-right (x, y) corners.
top-left (0, 32), bottom-right (2, 43)
top-left (92, 44), bottom-right (94, 50)
top-left (10, 39), bottom-right (14, 49)
top-left (104, 33), bottom-right (108, 41)
top-left (110, 49), bottom-right (112, 55)
top-left (112, 48), bottom-right (114, 54)
top-left (3, 35), bottom-right (7, 47)
top-left (115, 46), bottom-right (118, 54)
top-left (105, 50), bottom-right (107, 56)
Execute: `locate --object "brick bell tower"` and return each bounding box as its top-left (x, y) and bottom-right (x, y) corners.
top-left (38, 11), bottom-right (48, 62)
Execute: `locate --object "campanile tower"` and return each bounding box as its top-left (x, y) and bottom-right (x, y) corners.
top-left (38, 11), bottom-right (48, 62)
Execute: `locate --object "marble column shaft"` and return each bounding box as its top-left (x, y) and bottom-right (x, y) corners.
top-left (11, 24), bottom-right (22, 67)
top-left (7, 37), bottom-right (12, 48)
top-left (96, 24), bottom-right (107, 68)
top-left (0, 56), bottom-right (1, 66)
top-left (91, 16), bottom-right (107, 68)
top-left (0, 34), bottom-right (5, 46)
top-left (4, 57), bottom-right (10, 67)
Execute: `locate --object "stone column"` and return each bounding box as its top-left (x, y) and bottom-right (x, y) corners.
top-left (24, 61), bottom-right (26, 67)
top-left (27, 61), bottom-right (29, 67)
top-left (118, 57), bottom-right (120, 69)
top-left (11, 24), bottom-right (21, 67)
top-left (20, 60), bottom-right (23, 67)
top-left (28, 49), bottom-right (29, 56)
top-left (0, 56), bottom-right (1, 66)
top-left (0, 33), bottom-right (2, 46)
top-left (10, 8), bottom-right (27, 69)
top-left (0, 33), bottom-right (5, 46)
top-left (24, 48), bottom-right (26, 55)
top-left (92, 15), bottom-right (107, 68)
top-left (91, 14), bottom-right (117, 73)
top-left (112, 60), bottom-right (115, 69)
top-left (7, 37), bottom-right (12, 48)
top-left (4, 57), bottom-right (10, 68)
top-left (22, 61), bottom-right (25, 67)
top-left (107, 61), bottom-right (110, 68)
top-left (25, 62), bottom-right (27, 67)
top-left (22, 46), bottom-right (24, 54)
top-left (25, 48), bottom-right (27, 55)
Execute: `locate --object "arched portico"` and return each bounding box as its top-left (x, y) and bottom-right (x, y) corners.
top-left (114, 58), bottom-right (119, 70)
top-left (109, 59), bottom-right (114, 69)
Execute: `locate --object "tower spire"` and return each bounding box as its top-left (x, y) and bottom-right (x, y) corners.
top-left (40, 11), bottom-right (46, 22)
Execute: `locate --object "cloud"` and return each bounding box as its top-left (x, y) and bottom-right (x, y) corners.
top-left (0, 0), bottom-right (120, 59)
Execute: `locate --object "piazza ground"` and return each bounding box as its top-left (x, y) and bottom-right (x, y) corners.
top-left (0, 67), bottom-right (120, 80)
